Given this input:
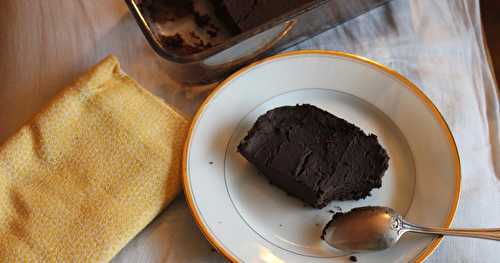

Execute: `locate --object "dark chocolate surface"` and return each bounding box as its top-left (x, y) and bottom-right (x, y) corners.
top-left (140, 0), bottom-right (218, 55)
top-left (140, 0), bottom-right (315, 55)
top-left (238, 104), bottom-right (389, 208)
top-left (212, 0), bottom-right (315, 32)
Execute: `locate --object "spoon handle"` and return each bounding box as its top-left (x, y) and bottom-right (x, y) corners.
top-left (403, 222), bottom-right (500, 241)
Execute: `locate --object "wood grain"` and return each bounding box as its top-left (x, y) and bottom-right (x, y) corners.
top-left (481, 0), bottom-right (500, 87)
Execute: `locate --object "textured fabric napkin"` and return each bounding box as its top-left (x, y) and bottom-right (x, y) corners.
top-left (0, 55), bottom-right (188, 261)
top-left (112, 0), bottom-right (499, 262)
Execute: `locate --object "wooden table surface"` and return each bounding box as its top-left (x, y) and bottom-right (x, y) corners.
top-left (481, 0), bottom-right (500, 86)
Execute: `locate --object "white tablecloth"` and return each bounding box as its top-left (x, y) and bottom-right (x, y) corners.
top-left (112, 0), bottom-right (500, 262)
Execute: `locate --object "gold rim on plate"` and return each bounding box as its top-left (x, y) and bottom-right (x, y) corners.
top-left (182, 50), bottom-right (461, 263)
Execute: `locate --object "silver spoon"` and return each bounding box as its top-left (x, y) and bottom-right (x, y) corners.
top-left (322, 206), bottom-right (500, 252)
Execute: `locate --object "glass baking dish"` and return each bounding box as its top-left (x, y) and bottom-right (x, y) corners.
top-left (125, 0), bottom-right (392, 84)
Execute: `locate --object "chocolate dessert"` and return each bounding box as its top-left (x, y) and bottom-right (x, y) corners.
top-left (139, 0), bottom-right (316, 55)
top-left (139, 0), bottom-right (221, 55)
top-left (238, 104), bottom-right (389, 208)
top-left (212, 0), bottom-right (315, 33)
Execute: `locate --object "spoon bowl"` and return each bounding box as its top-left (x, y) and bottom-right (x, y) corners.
top-left (322, 206), bottom-right (500, 252)
top-left (322, 206), bottom-right (403, 252)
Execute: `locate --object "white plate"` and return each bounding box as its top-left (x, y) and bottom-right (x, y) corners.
top-left (183, 51), bottom-right (460, 263)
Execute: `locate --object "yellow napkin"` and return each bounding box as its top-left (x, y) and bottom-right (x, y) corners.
top-left (0, 56), bottom-right (188, 262)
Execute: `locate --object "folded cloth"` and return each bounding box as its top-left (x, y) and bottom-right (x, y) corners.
top-left (0, 55), bottom-right (188, 262)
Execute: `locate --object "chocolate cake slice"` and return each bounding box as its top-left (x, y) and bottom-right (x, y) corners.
top-left (211, 0), bottom-right (315, 33)
top-left (237, 104), bottom-right (389, 208)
